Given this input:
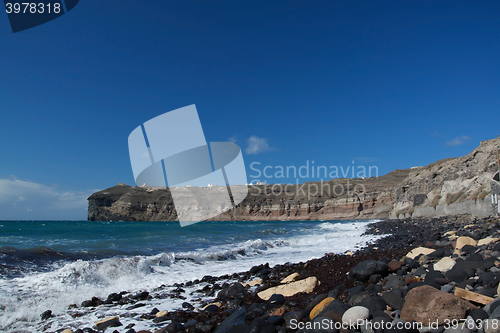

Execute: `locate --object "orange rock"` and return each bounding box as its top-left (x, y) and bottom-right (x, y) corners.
top-left (270, 306), bottom-right (286, 317)
top-left (406, 276), bottom-right (423, 285)
top-left (310, 297), bottom-right (335, 320)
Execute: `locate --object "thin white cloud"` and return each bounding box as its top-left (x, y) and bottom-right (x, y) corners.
top-left (244, 136), bottom-right (275, 155)
top-left (0, 178), bottom-right (97, 220)
top-left (445, 135), bottom-right (472, 146)
top-left (429, 131), bottom-right (441, 137)
top-left (228, 135), bottom-right (238, 143)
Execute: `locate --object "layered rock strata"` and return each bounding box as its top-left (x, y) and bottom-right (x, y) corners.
top-left (88, 136), bottom-right (500, 221)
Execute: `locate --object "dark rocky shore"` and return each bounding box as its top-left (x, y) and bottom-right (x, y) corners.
top-left (42, 215), bottom-right (500, 333)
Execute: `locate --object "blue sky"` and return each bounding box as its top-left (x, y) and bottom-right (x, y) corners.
top-left (0, 0), bottom-right (499, 220)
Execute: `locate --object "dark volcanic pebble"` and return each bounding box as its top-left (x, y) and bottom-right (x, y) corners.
top-left (268, 315), bottom-right (285, 325)
top-left (304, 294), bottom-right (327, 316)
top-left (359, 296), bottom-right (386, 313)
top-left (268, 294), bottom-right (286, 305)
top-left (428, 248), bottom-right (445, 258)
top-left (217, 283), bottom-right (248, 299)
top-left (461, 245), bottom-right (477, 254)
top-left (372, 316), bottom-right (391, 333)
top-left (370, 274), bottom-right (383, 283)
top-left (382, 291), bottom-right (405, 310)
top-left (327, 285), bottom-right (345, 299)
top-left (349, 260), bottom-right (389, 282)
top-left (447, 261), bottom-right (482, 282)
top-left (247, 318), bottom-right (278, 332)
top-left (132, 291), bottom-right (149, 300)
top-left (435, 278), bottom-right (451, 285)
top-left (284, 311), bottom-right (304, 328)
top-left (469, 308), bottom-right (489, 321)
top-left (488, 300), bottom-right (500, 315)
top-left (204, 304), bottom-right (220, 313)
top-left (213, 306), bottom-right (248, 333)
top-left (467, 253), bottom-right (483, 262)
top-left (346, 285), bottom-right (366, 295)
top-left (477, 272), bottom-right (495, 285)
top-left (476, 287), bottom-right (497, 298)
top-left (81, 300), bottom-right (94, 307)
top-left (107, 293), bottom-right (122, 302)
top-left (424, 271), bottom-right (445, 289)
top-left (40, 309), bottom-right (52, 320)
top-left (316, 299), bottom-right (350, 318)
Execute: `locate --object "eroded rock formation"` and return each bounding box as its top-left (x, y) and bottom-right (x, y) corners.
top-left (389, 136), bottom-right (500, 218)
top-left (88, 136), bottom-right (500, 221)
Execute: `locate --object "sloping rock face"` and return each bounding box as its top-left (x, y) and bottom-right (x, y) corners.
top-left (88, 170), bottom-right (410, 221)
top-left (390, 136), bottom-right (500, 219)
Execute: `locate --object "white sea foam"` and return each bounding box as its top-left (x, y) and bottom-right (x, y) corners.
top-left (0, 220), bottom-right (381, 332)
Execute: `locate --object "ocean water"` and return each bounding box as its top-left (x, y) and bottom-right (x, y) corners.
top-left (0, 220), bottom-right (382, 332)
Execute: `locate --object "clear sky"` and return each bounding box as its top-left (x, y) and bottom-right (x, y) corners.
top-left (0, 0), bottom-right (499, 220)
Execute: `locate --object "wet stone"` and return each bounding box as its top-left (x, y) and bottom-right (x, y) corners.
top-left (441, 284), bottom-right (455, 293)
top-left (382, 291), bottom-right (405, 310)
top-left (284, 311), bottom-right (304, 328)
top-left (349, 260), bottom-right (389, 282)
top-left (132, 291), bottom-right (149, 300)
top-left (268, 294), bottom-right (286, 305)
top-left (268, 315), bottom-right (285, 326)
top-left (41, 310), bottom-right (52, 321)
top-left (359, 296), bottom-right (386, 314)
top-left (370, 274), bottom-right (383, 284)
top-left (469, 308), bottom-right (488, 321)
top-left (204, 304), bottom-right (220, 313)
top-left (435, 278), bottom-right (451, 285)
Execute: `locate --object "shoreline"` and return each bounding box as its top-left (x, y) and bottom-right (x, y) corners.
top-left (13, 215), bottom-right (500, 333)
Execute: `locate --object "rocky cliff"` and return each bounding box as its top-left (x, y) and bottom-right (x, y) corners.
top-left (389, 136), bottom-right (500, 218)
top-left (88, 170), bottom-right (411, 221)
top-left (88, 136), bottom-right (500, 221)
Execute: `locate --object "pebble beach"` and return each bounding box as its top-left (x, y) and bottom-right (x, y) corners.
top-left (27, 214), bottom-right (500, 333)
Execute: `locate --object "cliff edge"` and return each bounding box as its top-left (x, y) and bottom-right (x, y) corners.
top-left (389, 136), bottom-right (500, 218)
top-left (88, 136), bottom-right (500, 221)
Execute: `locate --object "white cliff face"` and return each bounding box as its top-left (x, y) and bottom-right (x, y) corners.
top-left (389, 136), bottom-right (500, 219)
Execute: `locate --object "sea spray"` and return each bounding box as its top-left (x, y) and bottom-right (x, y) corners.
top-left (0, 220), bottom-right (383, 332)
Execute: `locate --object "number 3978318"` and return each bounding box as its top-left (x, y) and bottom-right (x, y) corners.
top-left (5, 3), bottom-right (61, 14)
